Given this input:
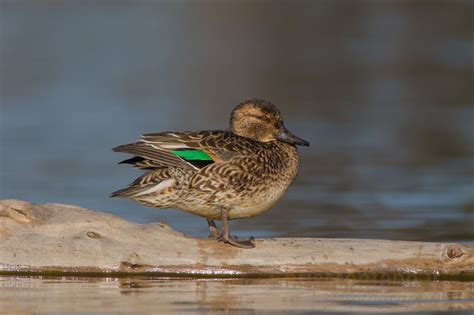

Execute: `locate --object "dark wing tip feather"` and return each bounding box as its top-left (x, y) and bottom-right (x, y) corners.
top-left (110, 189), bottom-right (124, 198)
top-left (118, 156), bottom-right (144, 165)
top-left (110, 181), bottom-right (144, 198)
top-left (113, 144), bottom-right (134, 153)
top-left (110, 187), bottom-right (135, 198)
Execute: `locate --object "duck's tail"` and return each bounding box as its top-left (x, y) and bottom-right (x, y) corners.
top-left (110, 169), bottom-right (177, 203)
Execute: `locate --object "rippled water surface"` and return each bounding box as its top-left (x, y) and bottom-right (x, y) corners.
top-left (1, 1), bottom-right (473, 240)
top-left (1, 276), bottom-right (473, 314)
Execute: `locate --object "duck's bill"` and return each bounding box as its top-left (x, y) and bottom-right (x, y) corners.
top-left (276, 127), bottom-right (309, 146)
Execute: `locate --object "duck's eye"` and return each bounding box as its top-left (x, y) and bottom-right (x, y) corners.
top-left (256, 115), bottom-right (272, 123)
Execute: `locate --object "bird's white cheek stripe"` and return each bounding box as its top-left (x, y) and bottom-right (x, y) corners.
top-left (135, 179), bottom-right (176, 197)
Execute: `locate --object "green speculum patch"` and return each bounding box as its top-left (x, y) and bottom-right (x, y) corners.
top-left (171, 149), bottom-right (213, 161)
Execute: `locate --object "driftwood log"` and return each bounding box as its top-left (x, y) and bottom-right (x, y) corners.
top-left (0, 199), bottom-right (472, 278)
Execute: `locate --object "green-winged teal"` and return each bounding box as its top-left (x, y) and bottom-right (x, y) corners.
top-left (112, 99), bottom-right (309, 248)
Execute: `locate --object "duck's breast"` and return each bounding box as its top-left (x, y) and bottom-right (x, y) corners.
top-left (227, 143), bottom-right (300, 219)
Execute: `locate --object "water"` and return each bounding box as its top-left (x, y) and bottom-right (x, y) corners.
top-left (2, 0), bottom-right (472, 242)
top-left (1, 276), bottom-right (473, 314)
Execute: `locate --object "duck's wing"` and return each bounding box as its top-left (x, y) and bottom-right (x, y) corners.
top-left (110, 168), bottom-right (173, 198)
top-left (113, 130), bottom-right (257, 171)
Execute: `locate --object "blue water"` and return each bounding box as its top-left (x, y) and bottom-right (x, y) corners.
top-left (1, 0), bottom-right (473, 242)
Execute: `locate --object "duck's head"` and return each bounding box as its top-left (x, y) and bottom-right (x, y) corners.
top-left (230, 99), bottom-right (309, 146)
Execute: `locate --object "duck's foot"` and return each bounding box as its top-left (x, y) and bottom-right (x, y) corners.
top-left (221, 235), bottom-right (255, 249)
top-left (217, 207), bottom-right (256, 249)
top-left (206, 219), bottom-right (220, 240)
top-left (208, 229), bottom-right (220, 240)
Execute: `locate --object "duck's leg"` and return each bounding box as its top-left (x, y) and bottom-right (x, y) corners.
top-left (219, 208), bottom-right (255, 249)
top-left (207, 218), bottom-right (220, 240)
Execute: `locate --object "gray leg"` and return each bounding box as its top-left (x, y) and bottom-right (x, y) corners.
top-left (207, 218), bottom-right (220, 239)
top-left (219, 208), bottom-right (255, 249)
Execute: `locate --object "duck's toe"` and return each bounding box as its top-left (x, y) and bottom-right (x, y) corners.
top-left (208, 228), bottom-right (221, 240)
top-left (222, 236), bottom-right (256, 249)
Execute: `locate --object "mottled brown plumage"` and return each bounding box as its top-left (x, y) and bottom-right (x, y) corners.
top-left (112, 99), bottom-right (309, 248)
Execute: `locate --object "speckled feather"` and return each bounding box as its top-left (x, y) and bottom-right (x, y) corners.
top-left (112, 99), bottom-right (305, 220)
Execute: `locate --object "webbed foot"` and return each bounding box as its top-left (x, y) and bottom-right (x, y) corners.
top-left (222, 235), bottom-right (255, 249)
top-left (207, 218), bottom-right (220, 240)
top-left (208, 229), bottom-right (220, 240)
top-left (217, 208), bottom-right (256, 249)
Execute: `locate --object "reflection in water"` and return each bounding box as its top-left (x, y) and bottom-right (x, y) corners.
top-left (1, 1), bottom-right (473, 242)
top-left (0, 276), bottom-right (473, 314)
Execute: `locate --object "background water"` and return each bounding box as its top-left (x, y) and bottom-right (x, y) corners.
top-left (1, 0), bottom-right (473, 242)
top-left (1, 276), bottom-right (473, 314)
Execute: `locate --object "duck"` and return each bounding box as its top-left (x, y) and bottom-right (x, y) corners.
top-left (111, 99), bottom-right (309, 248)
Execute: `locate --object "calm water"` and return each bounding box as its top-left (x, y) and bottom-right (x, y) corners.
top-left (1, 276), bottom-right (473, 314)
top-left (1, 1), bottom-right (473, 242)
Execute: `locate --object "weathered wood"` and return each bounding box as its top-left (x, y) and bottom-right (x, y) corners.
top-left (0, 199), bottom-right (472, 278)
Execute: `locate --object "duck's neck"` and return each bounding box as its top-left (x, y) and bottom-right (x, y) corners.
top-left (261, 141), bottom-right (300, 175)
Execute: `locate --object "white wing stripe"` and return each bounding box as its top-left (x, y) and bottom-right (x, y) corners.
top-left (134, 179), bottom-right (176, 197)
